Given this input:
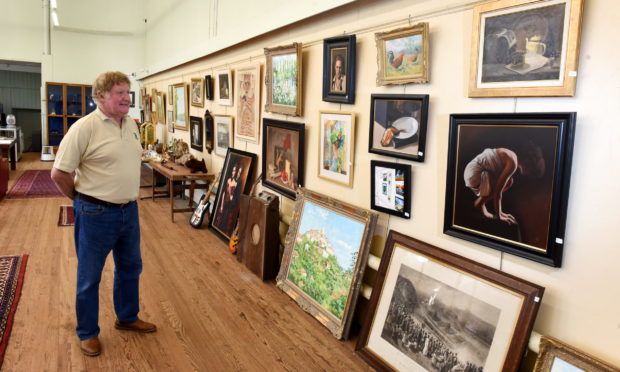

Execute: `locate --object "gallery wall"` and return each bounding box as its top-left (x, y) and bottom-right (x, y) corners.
top-left (141, 0), bottom-right (620, 367)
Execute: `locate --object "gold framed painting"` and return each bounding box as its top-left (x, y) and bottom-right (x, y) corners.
top-left (157, 92), bottom-right (165, 125)
top-left (375, 22), bottom-right (429, 86)
top-left (235, 63), bottom-right (261, 143)
top-left (172, 83), bottom-right (189, 131)
top-left (534, 336), bottom-right (620, 372)
top-left (318, 110), bottom-right (355, 187)
top-left (264, 42), bottom-right (302, 116)
top-left (190, 78), bottom-right (204, 107)
top-left (468, 0), bottom-right (585, 97)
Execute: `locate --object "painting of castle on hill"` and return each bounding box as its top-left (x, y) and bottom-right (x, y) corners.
top-left (288, 201), bottom-right (364, 320)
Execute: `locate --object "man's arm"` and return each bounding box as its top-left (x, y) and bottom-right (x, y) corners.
top-left (51, 167), bottom-right (76, 200)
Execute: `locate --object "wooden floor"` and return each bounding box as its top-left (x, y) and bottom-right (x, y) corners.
top-left (0, 153), bottom-right (372, 372)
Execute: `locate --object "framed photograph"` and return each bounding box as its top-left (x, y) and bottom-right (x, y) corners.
top-left (469, 0), bottom-right (585, 97)
top-left (209, 148), bottom-right (257, 241)
top-left (216, 68), bottom-right (233, 106)
top-left (172, 83), bottom-right (189, 131)
top-left (190, 116), bottom-right (203, 151)
top-left (261, 118), bottom-right (305, 200)
top-left (213, 114), bottom-right (233, 157)
top-left (444, 112), bottom-right (576, 267)
top-left (370, 160), bottom-right (411, 219)
top-left (375, 22), bottom-right (429, 86)
top-left (129, 91), bottom-right (135, 107)
top-left (168, 85), bottom-right (173, 107)
top-left (205, 75), bottom-right (213, 100)
top-left (534, 336), bottom-right (620, 372)
top-left (264, 42), bottom-right (302, 116)
top-left (157, 92), bottom-right (165, 125)
top-left (356, 230), bottom-right (544, 372)
top-left (276, 188), bottom-right (378, 339)
top-left (190, 77), bottom-right (205, 107)
top-left (235, 63), bottom-right (261, 143)
top-left (166, 110), bottom-right (174, 133)
top-left (322, 35), bottom-right (356, 104)
top-left (369, 94), bottom-right (429, 162)
top-left (318, 110), bottom-right (355, 187)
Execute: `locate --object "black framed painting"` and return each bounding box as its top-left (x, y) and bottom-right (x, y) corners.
top-left (189, 116), bottom-right (203, 151)
top-left (322, 35), bottom-right (356, 104)
top-left (261, 118), bottom-right (305, 200)
top-left (370, 160), bottom-right (411, 219)
top-left (356, 230), bottom-right (544, 372)
top-left (369, 94), bottom-right (429, 162)
top-left (209, 148), bottom-right (257, 242)
top-left (444, 112), bottom-right (576, 267)
top-left (205, 75), bottom-right (213, 100)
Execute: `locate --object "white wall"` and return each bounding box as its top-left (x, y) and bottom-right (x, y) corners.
top-left (142, 0), bottom-right (620, 367)
top-left (0, 0), bottom-right (43, 63)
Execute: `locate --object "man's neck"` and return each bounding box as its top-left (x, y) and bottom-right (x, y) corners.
top-left (98, 107), bottom-right (124, 126)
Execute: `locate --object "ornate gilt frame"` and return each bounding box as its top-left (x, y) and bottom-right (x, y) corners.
top-left (264, 42), bottom-right (303, 116)
top-left (375, 23), bottom-right (429, 86)
top-left (534, 336), bottom-right (620, 372)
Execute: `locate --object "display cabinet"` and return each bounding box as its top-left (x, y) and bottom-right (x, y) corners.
top-left (46, 82), bottom-right (95, 146)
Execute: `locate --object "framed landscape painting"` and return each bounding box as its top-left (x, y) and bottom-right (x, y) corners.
top-left (235, 63), bottom-right (261, 143)
top-left (216, 68), bottom-right (233, 106)
top-left (157, 92), bottom-right (165, 125)
top-left (277, 188), bottom-right (378, 340)
top-left (356, 230), bottom-right (544, 372)
top-left (534, 336), bottom-right (620, 372)
top-left (264, 42), bottom-right (302, 116)
top-left (214, 114), bottom-right (233, 157)
top-left (190, 116), bottom-right (203, 151)
top-left (468, 0), bottom-right (585, 97)
top-left (173, 83), bottom-right (189, 131)
top-left (370, 160), bottom-right (411, 219)
top-left (444, 112), bottom-right (576, 267)
top-left (322, 35), bottom-right (356, 104)
top-left (262, 118), bottom-right (305, 199)
top-left (318, 110), bottom-right (355, 187)
top-left (190, 77), bottom-right (204, 107)
top-left (375, 23), bottom-right (429, 86)
top-left (369, 94), bottom-right (429, 162)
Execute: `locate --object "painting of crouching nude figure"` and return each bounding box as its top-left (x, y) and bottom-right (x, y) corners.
top-left (381, 264), bottom-right (500, 372)
top-left (453, 125), bottom-right (557, 251)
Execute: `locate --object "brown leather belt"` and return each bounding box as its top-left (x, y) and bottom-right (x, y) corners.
top-left (77, 192), bottom-right (135, 208)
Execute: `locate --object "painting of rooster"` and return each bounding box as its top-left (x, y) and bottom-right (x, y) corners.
top-left (376, 23), bottom-right (428, 85)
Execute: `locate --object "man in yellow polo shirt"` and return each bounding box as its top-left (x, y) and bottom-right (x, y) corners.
top-left (51, 71), bottom-right (156, 357)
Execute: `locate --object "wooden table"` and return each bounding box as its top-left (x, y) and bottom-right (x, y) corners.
top-left (0, 139), bottom-right (16, 170)
top-left (149, 160), bottom-right (215, 222)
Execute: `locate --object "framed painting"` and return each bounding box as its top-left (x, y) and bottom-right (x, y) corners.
top-left (370, 160), bottom-right (411, 219)
top-left (375, 22), bottom-right (429, 86)
top-left (261, 118), bottom-right (305, 200)
top-left (190, 116), bottom-right (203, 151)
top-left (276, 188), bottom-right (378, 339)
top-left (151, 88), bottom-right (158, 112)
top-left (157, 92), bottom-right (165, 125)
top-left (166, 110), bottom-right (174, 133)
top-left (190, 77), bottom-right (205, 107)
top-left (356, 230), bottom-right (544, 372)
top-left (318, 110), bottom-right (355, 187)
top-left (216, 68), bottom-right (233, 106)
top-left (129, 91), bottom-right (135, 107)
top-left (322, 35), bottom-right (356, 104)
top-left (264, 42), bottom-right (302, 116)
top-left (172, 83), bottom-right (189, 131)
top-left (444, 112), bottom-right (576, 267)
top-left (534, 336), bottom-right (620, 372)
top-left (235, 63), bottom-right (261, 142)
top-left (369, 94), bottom-right (429, 162)
top-left (205, 75), bottom-right (213, 100)
top-left (168, 85), bottom-right (173, 107)
top-left (213, 114), bottom-right (233, 157)
top-left (204, 109), bottom-right (214, 154)
top-left (469, 0), bottom-right (585, 97)
top-left (209, 148), bottom-right (257, 241)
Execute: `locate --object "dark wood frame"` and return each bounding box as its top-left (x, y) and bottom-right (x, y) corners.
top-left (209, 148), bottom-right (256, 242)
top-left (261, 118), bottom-right (305, 200)
top-left (368, 94), bottom-right (429, 162)
top-left (129, 91), bottom-right (135, 107)
top-left (205, 75), bottom-right (213, 100)
top-left (370, 160), bottom-right (411, 219)
top-left (444, 112), bottom-right (576, 267)
top-left (356, 230), bottom-right (544, 372)
top-left (189, 116), bottom-right (203, 151)
top-left (322, 35), bottom-right (356, 104)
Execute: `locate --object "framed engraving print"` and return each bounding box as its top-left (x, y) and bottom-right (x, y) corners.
top-left (262, 118), bottom-right (305, 200)
top-left (264, 42), bottom-right (302, 116)
top-left (190, 116), bottom-right (203, 151)
top-left (214, 114), bottom-right (233, 157)
top-left (468, 0), bottom-right (585, 97)
top-left (370, 160), bottom-right (411, 219)
top-left (216, 68), bottom-right (233, 106)
top-left (277, 188), bottom-right (378, 340)
top-left (322, 35), bottom-right (356, 104)
top-left (190, 78), bottom-right (205, 107)
top-left (375, 23), bottom-right (429, 86)
top-left (172, 83), bottom-right (189, 131)
top-left (235, 63), bottom-right (261, 143)
top-left (444, 112), bottom-right (576, 267)
top-left (318, 111), bottom-right (355, 187)
top-left (356, 230), bottom-right (544, 372)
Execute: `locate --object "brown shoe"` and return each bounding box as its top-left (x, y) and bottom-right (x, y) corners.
top-left (114, 319), bottom-right (157, 333)
top-left (80, 337), bottom-right (101, 357)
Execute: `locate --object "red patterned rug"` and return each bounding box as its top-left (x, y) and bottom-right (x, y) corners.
top-left (6, 170), bottom-right (64, 199)
top-left (58, 205), bottom-right (75, 226)
top-left (0, 255), bottom-right (28, 369)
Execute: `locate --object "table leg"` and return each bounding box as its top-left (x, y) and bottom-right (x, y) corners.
top-left (189, 181), bottom-right (195, 208)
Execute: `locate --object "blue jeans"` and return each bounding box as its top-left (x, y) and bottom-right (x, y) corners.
top-left (73, 198), bottom-right (142, 340)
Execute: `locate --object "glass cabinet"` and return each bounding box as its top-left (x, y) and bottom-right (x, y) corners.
top-left (45, 82), bottom-right (93, 147)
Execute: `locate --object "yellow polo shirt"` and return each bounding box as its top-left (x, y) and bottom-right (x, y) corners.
top-left (54, 108), bottom-right (142, 204)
